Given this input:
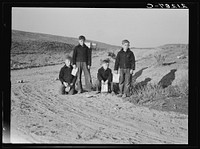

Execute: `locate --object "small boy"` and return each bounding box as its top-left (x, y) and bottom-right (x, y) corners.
top-left (72, 35), bottom-right (92, 93)
top-left (114, 40), bottom-right (135, 98)
top-left (97, 59), bottom-right (113, 93)
top-left (59, 56), bottom-right (77, 95)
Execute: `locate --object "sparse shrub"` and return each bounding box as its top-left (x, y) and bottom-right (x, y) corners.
top-left (129, 79), bottom-right (189, 106)
top-left (177, 55), bottom-right (187, 59)
top-left (108, 51), bottom-right (116, 59)
top-left (154, 54), bottom-right (166, 66)
top-left (130, 83), bottom-right (167, 104)
top-left (165, 85), bottom-right (181, 97)
top-left (130, 82), bottom-right (188, 104)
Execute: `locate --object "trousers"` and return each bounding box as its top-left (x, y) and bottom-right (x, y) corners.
top-left (119, 68), bottom-right (131, 95)
top-left (76, 62), bottom-right (92, 91)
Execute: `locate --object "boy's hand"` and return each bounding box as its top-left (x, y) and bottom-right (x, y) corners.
top-left (70, 83), bottom-right (73, 86)
top-left (87, 65), bottom-right (91, 69)
top-left (130, 69), bottom-right (133, 74)
top-left (114, 70), bottom-right (118, 74)
top-left (63, 82), bottom-right (68, 87)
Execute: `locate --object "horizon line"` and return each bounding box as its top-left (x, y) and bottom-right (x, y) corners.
top-left (12, 29), bottom-right (188, 49)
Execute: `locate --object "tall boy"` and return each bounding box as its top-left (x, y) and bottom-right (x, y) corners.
top-left (97, 59), bottom-right (113, 93)
top-left (114, 40), bottom-right (135, 98)
top-left (72, 35), bottom-right (92, 93)
top-left (59, 56), bottom-right (77, 95)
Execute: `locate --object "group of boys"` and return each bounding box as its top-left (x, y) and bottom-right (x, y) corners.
top-left (59, 35), bottom-right (135, 98)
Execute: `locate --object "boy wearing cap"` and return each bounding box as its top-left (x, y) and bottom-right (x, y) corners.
top-left (72, 35), bottom-right (92, 93)
top-left (59, 56), bottom-right (77, 95)
top-left (97, 59), bottom-right (113, 93)
top-left (114, 40), bottom-right (136, 98)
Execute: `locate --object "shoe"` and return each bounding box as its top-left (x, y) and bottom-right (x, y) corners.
top-left (77, 90), bottom-right (83, 94)
top-left (117, 93), bottom-right (123, 97)
top-left (96, 91), bottom-right (101, 94)
top-left (111, 91), bottom-right (115, 95)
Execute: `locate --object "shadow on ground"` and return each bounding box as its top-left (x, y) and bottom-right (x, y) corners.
top-left (131, 67), bottom-right (148, 82)
top-left (158, 69), bottom-right (177, 88)
top-left (162, 61), bottom-right (176, 66)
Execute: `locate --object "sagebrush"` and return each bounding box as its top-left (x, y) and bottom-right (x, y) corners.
top-left (108, 51), bottom-right (116, 59)
top-left (154, 54), bottom-right (166, 66)
top-left (130, 82), bottom-right (188, 105)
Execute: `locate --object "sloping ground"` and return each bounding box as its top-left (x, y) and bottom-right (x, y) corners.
top-left (11, 64), bottom-right (188, 144)
top-left (107, 44), bottom-right (188, 115)
top-left (132, 44), bottom-right (188, 85)
top-left (11, 30), bottom-right (120, 70)
top-left (11, 40), bottom-right (75, 69)
top-left (130, 45), bottom-right (188, 115)
top-left (108, 44), bottom-right (188, 86)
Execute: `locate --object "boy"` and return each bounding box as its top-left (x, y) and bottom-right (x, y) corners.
top-left (114, 40), bottom-right (135, 98)
top-left (97, 59), bottom-right (113, 93)
top-left (72, 35), bottom-right (92, 93)
top-left (59, 56), bottom-right (77, 95)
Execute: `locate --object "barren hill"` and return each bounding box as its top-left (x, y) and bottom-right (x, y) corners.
top-left (11, 30), bottom-right (120, 69)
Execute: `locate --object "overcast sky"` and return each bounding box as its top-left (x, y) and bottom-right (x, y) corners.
top-left (12, 8), bottom-right (188, 47)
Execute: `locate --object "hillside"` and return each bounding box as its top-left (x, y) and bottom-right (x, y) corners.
top-left (106, 44), bottom-right (188, 115)
top-left (11, 30), bottom-right (120, 69)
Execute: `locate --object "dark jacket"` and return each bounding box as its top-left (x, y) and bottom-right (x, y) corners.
top-left (97, 67), bottom-right (112, 82)
top-left (114, 48), bottom-right (135, 70)
top-left (72, 44), bottom-right (91, 66)
top-left (59, 65), bottom-right (76, 85)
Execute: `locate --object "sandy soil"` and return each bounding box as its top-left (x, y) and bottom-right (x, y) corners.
top-left (10, 50), bottom-right (188, 144)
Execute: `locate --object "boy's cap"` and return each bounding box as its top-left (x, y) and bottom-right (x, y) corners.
top-left (65, 55), bottom-right (72, 61)
top-left (122, 39), bottom-right (130, 44)
top-left (102, 58), bottom-right (110, 64)
top-left (79, 35), bottom-right (86, 41)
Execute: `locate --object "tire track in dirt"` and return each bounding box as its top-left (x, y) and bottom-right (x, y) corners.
top-left (11, 67), bottom-right (188, 144)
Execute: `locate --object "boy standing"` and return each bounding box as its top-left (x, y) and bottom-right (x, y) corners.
top-left (114, 40), bottom-right (135, 98)
top-left (72, 35), bottom-right (92, 93)
top-left (59, 56), bottom-right (77, 95)
top-left (97, 59), bottom-right (113, 93)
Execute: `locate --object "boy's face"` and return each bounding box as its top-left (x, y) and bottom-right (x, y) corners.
top-left (102, 63), bottom-right (109, 70)
top-left (65, 59), bottom-right (71, 66)
top-left (122, 42), bottom-right (130, 51)
top-left (79, 39), bottom-right (85, 46)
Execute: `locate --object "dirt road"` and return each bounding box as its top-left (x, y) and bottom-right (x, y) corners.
top-left (10, 63), bottom-right (188, 144)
